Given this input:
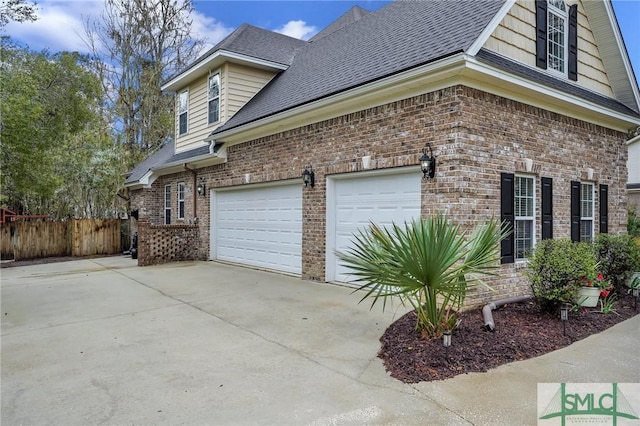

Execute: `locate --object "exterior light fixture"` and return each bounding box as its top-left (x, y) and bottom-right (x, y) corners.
top-left (196, 181), bottom-right (206, 197)
top-left (633, 287), bottom-right (639, 311)
top-left (560, 303), bottom-right (569, 336)
top-left (302, 165), bottom-right (315, 188)
top-left (443, 330), bottom-right (452, 361)
top-left (420, 144), bottom-right (436, 179)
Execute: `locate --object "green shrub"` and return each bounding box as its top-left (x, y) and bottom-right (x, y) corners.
top-left (525, 239), bottom-right (596, 313)
top-left (628, 207), bottom-right (640, 238)
top-left (594, 234), bottom-right (638, 292)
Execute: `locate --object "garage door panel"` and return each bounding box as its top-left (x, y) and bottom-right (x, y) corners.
top-left (329, 171), bottom-right (421, 283)
top-left (213, 183), bottom-right (302, 275)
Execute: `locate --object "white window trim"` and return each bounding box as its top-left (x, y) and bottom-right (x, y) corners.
top-left (547, 0), bottom-right (568, 77)
top-left (177, 182), bottom-right (185, 220)
top-left (515, 174), bottom-right (536, 261)
top-left (164, 184), bottom-right (172, 225)
top-left (580, 182), bottom-right (595, 242)
top-left (208, 73), bottom-right (221, 125)
top-left (178, 89), bottom-right (189, 135)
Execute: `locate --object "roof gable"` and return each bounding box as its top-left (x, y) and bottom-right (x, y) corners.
top-left (162, 24), bottom-right (306, 92)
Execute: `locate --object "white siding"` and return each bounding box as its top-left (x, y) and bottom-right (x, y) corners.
top-left (227, 63), bottom-right (277, 117)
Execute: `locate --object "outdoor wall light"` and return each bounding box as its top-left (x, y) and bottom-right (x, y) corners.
top-left (196, 181), bottom-right (206, 197)
top-left (302, 165), bottom-right (315, 188)
top-left (420, 144), bottom-right (436, 179)
top-left (443, 330), bottom-right (452, 361)
top-left (560, 303), bottom-right (569, 336)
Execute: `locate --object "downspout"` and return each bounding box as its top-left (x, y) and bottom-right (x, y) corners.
top-left (482, 295), bottom-right (532, 332)
top-left (184, 164), bottom-right (198, 222)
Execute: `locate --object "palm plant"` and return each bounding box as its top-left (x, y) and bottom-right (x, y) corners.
top-left (337, 215), bottom-right (506, 338)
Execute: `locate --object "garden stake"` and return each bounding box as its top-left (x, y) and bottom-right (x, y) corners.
top-left (443, 331), bottom-right (452, 362)
top-left (560, 304), bottom-right (569, 336)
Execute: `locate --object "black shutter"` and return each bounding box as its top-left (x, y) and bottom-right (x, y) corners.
top-left (501, 173), bottom-right (515, 264)
top-left (599, 184), bottom-right (608, 234)
top-left (570, 181), bottom-right (580, 242)
top-left (536, 0), bottom-right (548, 69)
top-left (568, 4), bottom-right (578, 81)
top-left (541, 177), bottom-right (553, 240)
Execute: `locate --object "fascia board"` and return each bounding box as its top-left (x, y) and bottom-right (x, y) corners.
top-left (467, 0), bottom-right (516, 56)
top-left (161, 50), bottom-right (288, 92)
top-left (603, 0), bottom-right (640, 112)
top-left (464, 55), bottom-right (640, 132)
top-left (212, 54), bottom-right (468, 143)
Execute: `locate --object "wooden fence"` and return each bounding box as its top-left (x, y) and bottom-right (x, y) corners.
top-left (1, 219), bottom-right (122, 261)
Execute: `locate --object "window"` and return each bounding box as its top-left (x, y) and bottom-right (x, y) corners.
top-left (164, 185), bottom-right (171, 225)
top-left (547, 1), bottom-right (567, 74)
top-left (208, 73), bottom-right (220, 124)
top-left (515, 176), bottom-right (535, 260)
top-left (178, 90), bottom-right (188, 135)
top-left (177, 182), bottom-right (185, 220)
top-left (580, 183), bottom-right (594, 242)
top-left (535, 0), bottom-right (578, 81)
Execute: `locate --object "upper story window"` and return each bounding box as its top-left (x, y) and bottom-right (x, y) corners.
top-left (547, 0), bottom-right (567, 75)
top-left (208, 73), bottom-right (220, 125)
top-left (535, 0), bottom-right (578, 81)
top-left (178, 90), bottom-right (189, 135)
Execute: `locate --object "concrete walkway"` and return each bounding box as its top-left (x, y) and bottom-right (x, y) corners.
top-left (1, 257), bottom-right (639, 425)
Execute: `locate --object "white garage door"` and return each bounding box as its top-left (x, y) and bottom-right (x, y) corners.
top-left (327, 169), bottom-right (421, 283)
top-left (211, 182), bottom-right (302, 275)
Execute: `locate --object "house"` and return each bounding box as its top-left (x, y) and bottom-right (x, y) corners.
top-left (124, 0), bottom-right (640, 305)
top-left (628, 133), bottom-right (640, 212)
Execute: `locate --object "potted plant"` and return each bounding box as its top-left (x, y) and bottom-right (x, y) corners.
top-left (575, 272), bottom-right (611, 307)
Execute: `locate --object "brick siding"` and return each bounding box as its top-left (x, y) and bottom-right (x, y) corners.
top-left (135, 84), bottom-right (629, 305)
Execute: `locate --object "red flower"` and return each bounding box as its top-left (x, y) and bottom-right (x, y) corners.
top-left (600, 289), bottom-right (610, 298)
top-left (597, 273), bottom-right (604, 281)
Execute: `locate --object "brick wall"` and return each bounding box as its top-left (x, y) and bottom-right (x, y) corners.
top-left (137, 219), bottom-right (200, 266)
top-left (139, 84), bottom-right (629, 305)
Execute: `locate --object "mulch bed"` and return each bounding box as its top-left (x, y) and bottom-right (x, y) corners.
top-left (379, 292), bottom-right (639, 383)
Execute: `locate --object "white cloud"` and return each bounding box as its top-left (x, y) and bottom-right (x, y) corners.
top-left (190, 11), bottom-right (234, 56)
top-left (273, 20), bottom-right (317, 41)
top-left (4, 1), bottom-right (103, 53)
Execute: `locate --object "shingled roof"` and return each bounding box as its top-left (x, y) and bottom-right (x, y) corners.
top-left (309, 5), bottom-right (369, 42)
top-left (125, 142), bottom-right (174, 185)
top-left (164, 24), bottom-right (306, 84)
top-left (213, 0), bottom-right (506, 135)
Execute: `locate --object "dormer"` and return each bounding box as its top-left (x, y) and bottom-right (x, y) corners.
top-left (483, 0), bottom-right (631, 102)
top-left (161, 25), bottom-right (306, 154)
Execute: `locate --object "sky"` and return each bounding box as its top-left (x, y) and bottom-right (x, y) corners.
top-left (4, 0), bottom-right (640, 85)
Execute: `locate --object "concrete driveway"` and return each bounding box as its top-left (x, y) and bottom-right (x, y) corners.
top-left (2, 257), bottom-right (639, 425)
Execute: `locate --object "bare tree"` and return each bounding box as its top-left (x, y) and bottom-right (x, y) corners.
top-left (83, 0), bottom-right (204, 162)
